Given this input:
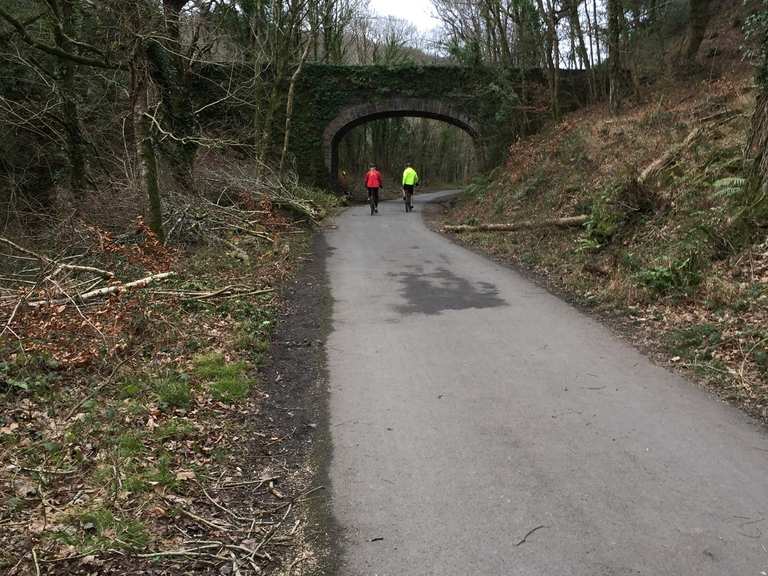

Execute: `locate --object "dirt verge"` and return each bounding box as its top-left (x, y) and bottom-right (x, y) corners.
top-left (256, 232), bottom-right (338, 576)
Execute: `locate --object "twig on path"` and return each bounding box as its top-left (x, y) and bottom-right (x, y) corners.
top-left (515, 525), bottom-right (547, 546)
top-left (214, 476), bottom-right (280, 490)
top-left (294, 485), bottom-right (325, 502)
top-left (443, 215), bottom-right (588, 234)
top-left (253, 503), bottom-right (293, 556)
top-left (135, 544), bottom-right (224, 560)
top-left (1, 296), bottom-right (25, 339)
top-left (31, 548), bottom-right (41, 576)
top-left (288, 554), bottom-right (308, 573)
top-left (170, 500), bottom-right (233, 532)
top-left (200, 483), bottom-right (252, 523)
top-left (229, 550), bottom-right (244, 576)
top-left (20, 466), bottom-right (77, 476)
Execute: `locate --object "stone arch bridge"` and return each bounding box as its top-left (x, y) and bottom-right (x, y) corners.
top-left (288, 64), bottom-right (589, 189)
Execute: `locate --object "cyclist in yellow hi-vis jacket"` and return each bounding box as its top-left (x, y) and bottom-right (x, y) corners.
top-left (401, 162), bottom-right (419, 213)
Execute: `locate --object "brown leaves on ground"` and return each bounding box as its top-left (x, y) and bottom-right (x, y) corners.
top-left (0, 201), bottom-right (317, 574)
top-left (90, 219), bottom-right (176, 273)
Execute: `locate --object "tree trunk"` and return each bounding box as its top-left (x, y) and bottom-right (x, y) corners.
top-left (649, 0), bottom-right (658, 24)
top-left (682, 0), bottom-right (713, 63)
top-left (279, 42), bottom-right (310, 172)
top-left (584, 0), bottom-right (599, 97)
top-left (742, 22), bottom-right (768, 227)
top-left (745, 91), bottom-right (768, 224)
top-left (162, 0), bottom-right (187, 53)
top-left (53, 0), bottom-right (87, 201)
top-left (568, 0), bottom-right (591, 71)
top-left (132, 45), bottom-right (164, 241)
top-left (608, 0), bottom-right (623, 114)
top-left (139, 112), bottom-right (164, 241)
top-left (536, 0), bottom-right (560, 120)
top-left (567, 0), bottom-right (594, 99)
top-left (157, 0), bottom-right (197, 191)
top-left (257, 77), bottom-right (281, 165)
top-left (594, 0), bottom-right (602, 66)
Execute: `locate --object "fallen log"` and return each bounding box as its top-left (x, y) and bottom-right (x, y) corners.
top-left (28, 271), bottom-right (176, 307)
top-left (443, 215), bottom-right (589, 233)
top-left (638, 126), bottom-right (702, 184)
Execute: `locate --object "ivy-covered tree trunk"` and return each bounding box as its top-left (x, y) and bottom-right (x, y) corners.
top-left (132, 44), bottom-right (164, 241)
top-left (138, 112), bottom-right (164, 241)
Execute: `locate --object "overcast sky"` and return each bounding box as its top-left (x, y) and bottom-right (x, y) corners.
top-left (368, 0), bottom-right (440, 32)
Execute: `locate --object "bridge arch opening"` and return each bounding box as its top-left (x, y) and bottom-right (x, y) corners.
top-left (323, 99), bottom-right (484, 193)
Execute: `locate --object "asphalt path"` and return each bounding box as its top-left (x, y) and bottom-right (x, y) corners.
top-left (324, 191), bottom-right (768, 576)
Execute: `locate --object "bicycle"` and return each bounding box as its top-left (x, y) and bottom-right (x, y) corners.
top-left (402, 187), bottom-right (414, 212)
top-left (367, 187), bottom-right (379, 215)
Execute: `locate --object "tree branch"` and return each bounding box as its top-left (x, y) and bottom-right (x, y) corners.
top-left (0, 11), bottom-right (45, 44)
top-left (0, 6), bottom-right (120, 69)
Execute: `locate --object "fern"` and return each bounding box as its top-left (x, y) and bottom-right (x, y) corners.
top-left (712, 177), bottom-right (746, 199)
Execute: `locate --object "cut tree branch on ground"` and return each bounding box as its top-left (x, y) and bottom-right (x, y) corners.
top-left (27, 272), bottom-right (177, 307)
top-left (638, 126), bottom-right (703, 184)
top-left (1, 235), bottom-right (115, 280)
top-left (0, 235), bottom-right (50, 266)
top-left (443, 215), bottom-right (589, 233)
top-left (638, 112), bottom-right (746, 192)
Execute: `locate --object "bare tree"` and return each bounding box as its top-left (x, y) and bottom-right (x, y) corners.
top-left (0, 1), bottom-right (117, 203)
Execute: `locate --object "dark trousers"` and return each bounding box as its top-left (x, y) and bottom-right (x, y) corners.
top-left (403, 185), bottom-right (414, 210)
top-left (367, 188), bottom-right (379, 207)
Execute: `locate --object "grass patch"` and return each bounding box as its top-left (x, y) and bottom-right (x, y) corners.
top-left (634, 259), bottom-right (701, 296)
top-left (666, 323), bottom-right (722, 361)
top-left (54, 507), bottom-right (150, 553)
top-left (119, 376), bottom-right (146, 400)
top-left (0, 177), bottom-right (320, 570)
top-left (117, 432), bottom-right (145, 458)
top-left (156, 418), bottom-right (196, 441)
top-left (463, 174), bottom-right (492, 203)
top-left (153, 374), bottom-right (192, 410)
top-left (147, 453), bottom-right (179, 490)
top-left (194, 352), bottom-right (254, 403)
top-left (754, 347), bottom-right (768, 379)
top-left (210, 375), bottom-right (252, 403)
top-left (513, 168), bottom-right (548, 201)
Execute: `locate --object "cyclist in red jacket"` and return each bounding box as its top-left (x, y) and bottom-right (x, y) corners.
top-left (364, 164), bottom-right (383, 215)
